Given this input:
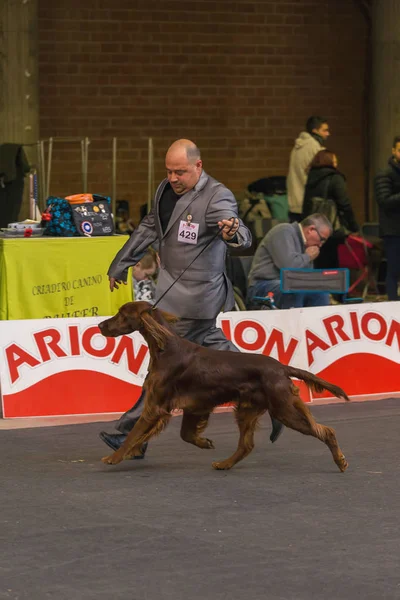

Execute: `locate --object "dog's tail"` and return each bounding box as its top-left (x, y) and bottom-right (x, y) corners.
top-left (284, 366), bottom-right (350, 402)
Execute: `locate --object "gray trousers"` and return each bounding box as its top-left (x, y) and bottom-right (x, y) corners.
top-left (116, 318), bottom-right (239, 434)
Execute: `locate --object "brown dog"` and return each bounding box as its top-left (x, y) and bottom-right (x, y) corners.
top-left (98, 301), bottom-right (349, 472)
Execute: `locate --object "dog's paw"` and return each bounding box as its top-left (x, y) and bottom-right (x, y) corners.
top-left (198, 437), bottom-right (215, 449)
top-left (336, 455), bottom-right (348, 472)
top-left (124, 448), bottom-right (145, 459)
top-left (101, 454), bottom-right (123, 465)
top-left (212, 460), bottom-right (233, 470)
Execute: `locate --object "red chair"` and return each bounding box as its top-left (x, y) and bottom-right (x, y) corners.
top-left (337, 234), bottom-right (378, 298)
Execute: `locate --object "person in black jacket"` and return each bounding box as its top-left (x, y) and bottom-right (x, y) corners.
top-left (374, 136), bottom-right (400, 301)
top-left (302, 150), bottom-right (359, 268)
top-left (0, 144), bottom-right (30, 228)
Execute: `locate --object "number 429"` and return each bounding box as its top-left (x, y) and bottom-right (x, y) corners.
top-left (179, 230), bottom-right (196, 240)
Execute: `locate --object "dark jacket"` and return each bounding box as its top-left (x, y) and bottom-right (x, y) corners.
top-left (0, 144), bottom-right (30, 228)
top-left (302, 167), bottom-right (358, 233)
top-left (374, 157), bottom-right (400, 237)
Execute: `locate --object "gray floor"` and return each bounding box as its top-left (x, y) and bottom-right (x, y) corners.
top-left (1, 398), bottom-right (399, 600)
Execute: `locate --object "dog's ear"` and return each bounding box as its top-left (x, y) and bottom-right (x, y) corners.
top-left (158, 309), bottom-right (179, 324)
top-left (140, 311), bottom-right (172, 349)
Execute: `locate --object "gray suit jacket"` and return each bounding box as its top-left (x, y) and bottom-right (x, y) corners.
top-left (108, 170), bottom-right (252, 319)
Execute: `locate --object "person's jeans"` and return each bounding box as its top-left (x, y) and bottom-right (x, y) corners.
top-left (247, 279), bottom-right (330, 310)
top-left (383, 236), bottom-right (400, 301)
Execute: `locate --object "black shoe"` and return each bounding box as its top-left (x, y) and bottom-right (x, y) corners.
top-left (270, 419), bottom-right (284, 443)
top-left (99, 431), bottom-right (148, 459)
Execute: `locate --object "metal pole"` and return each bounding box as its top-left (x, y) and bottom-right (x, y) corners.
top-left (84, 137), bottom-right (89, 192)
top-left (39, 139), bottom-right (46, 206)
top-left (36, 140), bottom-right (42, 209)
top-left (46, 136), bottom-right (53, 199)
top-left (29, 171), bottom-right (35, 220)
top-left (112, 137), bottom-right (117, 219)
top-left (81, 139), bottom-right (85, 191)
top-left (33, 169), bottom-right (40, 220)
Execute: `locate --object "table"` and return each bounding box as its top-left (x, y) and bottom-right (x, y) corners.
top-left (0, 236), bottom-right (132, 320)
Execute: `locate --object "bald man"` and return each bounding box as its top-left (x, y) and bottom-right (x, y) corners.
top-left (100, 139), bottom-right (284, 455)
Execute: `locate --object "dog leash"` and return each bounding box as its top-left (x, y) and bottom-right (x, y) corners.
top-left (152, 217), bottom-right (237, 310)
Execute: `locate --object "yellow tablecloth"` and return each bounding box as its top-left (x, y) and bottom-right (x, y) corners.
top-left (0, 236), bottom-right (132, 320)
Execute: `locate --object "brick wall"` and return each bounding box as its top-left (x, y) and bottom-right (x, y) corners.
top-left (38, 0), bottom-right (368, 223)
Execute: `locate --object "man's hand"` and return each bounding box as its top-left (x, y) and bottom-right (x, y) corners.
top-left (218, 217), bottom-right (239, 241)
top-left (109, 277), bottom-right (127, 292)
top-left (305, 246), bottom-right (320, 260)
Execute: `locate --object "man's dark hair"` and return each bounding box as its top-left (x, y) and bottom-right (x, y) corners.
top-left (306, 116), bottom-right (328, 134)
top-left (393, 136), bottom-right (400, 148)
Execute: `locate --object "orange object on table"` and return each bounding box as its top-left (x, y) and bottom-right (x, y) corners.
top-left (65, 194), bottom-right (94, 204)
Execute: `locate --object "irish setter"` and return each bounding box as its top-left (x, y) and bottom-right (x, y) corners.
top-left (98, 301), bottom-right (349, 472)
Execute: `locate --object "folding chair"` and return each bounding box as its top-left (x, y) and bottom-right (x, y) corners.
top-left (280, 267), bottom-right (363, 305)
top-left (251, 268), bottom-right (351, 311)
top-left (281, 268), bottom-right (350, 295)
top-left (360, 223), bottom-right (386, 294)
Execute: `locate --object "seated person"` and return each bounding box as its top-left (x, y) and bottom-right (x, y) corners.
top-left (132, 249), bottom-right (158, 303)
top-left (246, 213), bottom-right (332, 309)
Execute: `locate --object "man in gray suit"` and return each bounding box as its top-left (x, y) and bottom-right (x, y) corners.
top-left (100, 139), bottom-right (284, 454)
